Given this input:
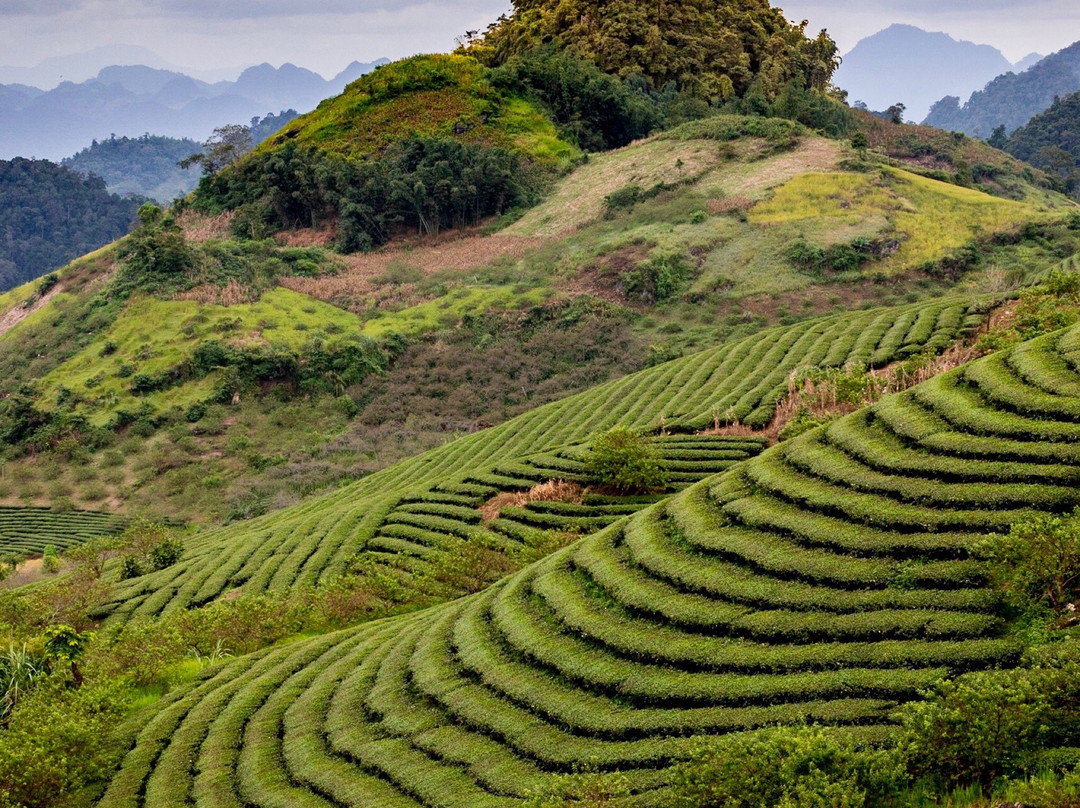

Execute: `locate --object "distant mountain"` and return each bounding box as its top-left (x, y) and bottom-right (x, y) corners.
top-left (1014, 52), bottom-right (1045, 72)
top-left (0, 45), bottom-right (176, 88)
top-left (924, 41), bottom-right (1080, 137)
top-left (0, 158), bottom-right (143, 290)
top-left (834, 24), bottom-right (1013, 122)
top-left (1004, 91), bottom-right (1080, 196)
top-left (0, 59), bottom-right (390, 162)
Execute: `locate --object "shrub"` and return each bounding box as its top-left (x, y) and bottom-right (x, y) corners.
top-left (41, 546), bottom-right (60, 574)
top-left (896, 670), bottom-right (1048, 794)
top-left (978, 508), bottom-right (1080, 616)
top-left (672, 725), bottom-right (904, 808)
top-left (585, 427), bottom-right (667, 493)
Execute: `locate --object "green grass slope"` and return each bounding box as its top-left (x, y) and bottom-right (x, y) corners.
top-left (98, 294), bottom-right (987, 625)
top-left (260, 54), bottom-right (579, 166)
top-left (96, 322), bottom-right (1080, 806)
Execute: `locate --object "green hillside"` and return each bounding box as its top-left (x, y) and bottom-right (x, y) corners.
top-left (94, 321), bottom-right (1080, 806)
top-left (99, 294), bottom-right (988, 625)
top-left (1, 118), bottom-right (1072, 530)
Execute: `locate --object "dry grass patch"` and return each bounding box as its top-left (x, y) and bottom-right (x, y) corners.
top-left (479, 479), bottom-right (585, 523)
top-left (177, 210), bottom-right (235, 244)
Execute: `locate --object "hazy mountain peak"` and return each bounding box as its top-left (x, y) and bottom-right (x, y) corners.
top-left (835, 24), bottom-right (1012, 122)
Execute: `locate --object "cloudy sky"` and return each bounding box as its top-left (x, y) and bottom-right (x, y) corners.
top-left (0, 0), bottom-right (1078, 84)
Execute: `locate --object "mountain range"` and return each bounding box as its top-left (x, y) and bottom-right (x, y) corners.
top-left (834, 24), bottom-right (1021, 123)
top-left (0, 58), bottom-right (390, 162)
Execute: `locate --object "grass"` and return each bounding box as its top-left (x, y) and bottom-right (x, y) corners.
top-left (750, 167), bottom-right (1039, 273)
top-left (36, 288), bottom-right (372, 425)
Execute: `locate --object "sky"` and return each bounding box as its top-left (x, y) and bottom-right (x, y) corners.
top-left (1, 0), bottom-right (1079, 85)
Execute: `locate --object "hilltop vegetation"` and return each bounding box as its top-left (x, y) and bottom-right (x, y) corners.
top-left (465, 0), bottom-right (840, 103)
top-left (1004, 90), bottom-right (1080, 197)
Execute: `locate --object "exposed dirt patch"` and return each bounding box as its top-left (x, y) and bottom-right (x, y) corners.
top-left (274, 223), bottom-right (339, 248)
top-left (567, 243), bottom-right (653, 305)
top-left (479, 480), bottom-right (585, 524)
top-left (0, 286), bottom-right (61, 340)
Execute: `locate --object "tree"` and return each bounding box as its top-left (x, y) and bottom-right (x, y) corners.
top-left (886, 102), bottom-right (907, 125)
top-left (43, 624), bottom-right (92, 687)
top-left (897, 670), bottom-right (1048, 794)
top-left (180, 124), bottom-right (254, 175)
top-left (673, 725), bottom-right (904, 808)
top-left (851, 132), bottom-right (869, 160)
top-left (585, 427), bottom-right (667, 493)
top-left (979, 509), bottom-right (1080, 616)
top-left (987, 124), bottom-right (1009, 150)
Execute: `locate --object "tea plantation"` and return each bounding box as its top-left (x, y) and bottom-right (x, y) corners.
top-left (99, 295), bottom-right (986, 625)
top-left (95, 322), bottom-right (1080, 806)
top-left (0, 506), bottom-right (128, 556)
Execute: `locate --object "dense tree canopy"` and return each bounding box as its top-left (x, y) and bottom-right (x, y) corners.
top-left (1005, 91), bottom-right (1080, 196)
top-left (463, 0), bottom-right (840, 103)
top-left (0, 158), bottom-right (142, 291)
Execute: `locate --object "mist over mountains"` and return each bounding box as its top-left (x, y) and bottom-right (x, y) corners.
top-left (834, 24), bottom-right (1018, 123)
top-left (0, 58), bottom-right (390, 162)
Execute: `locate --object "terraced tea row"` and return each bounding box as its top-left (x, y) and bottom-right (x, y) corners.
top-left (100, 296), bottom-right (987, 623)
top-left (96, 323), bottom-right (1080, 807)
top-left (0, 505), bottom-right (128, 556)
top-left (103, 436), bottom-right (765, 622)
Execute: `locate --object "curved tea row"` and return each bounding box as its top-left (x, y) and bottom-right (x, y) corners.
top-left (96, 325), bottom-right (1080, 807)
top-left (101, 296), bottom-right (985, 623)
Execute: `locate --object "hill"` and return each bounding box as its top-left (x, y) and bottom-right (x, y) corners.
top-left (1004, 90), bottom-right (1080, 197)
top-left (924, 40), bottom-right (1080, 137)
top-left (0, 158), bottom-right (142, 290)
top-left (834, 24), bottom-right (1013, 123)
top-left (0, 116), bottom-right (1071, 527)
top-left (92, 313), bottom-right (1080, 806)
top-left (61, 112), bottom-right (300, 202)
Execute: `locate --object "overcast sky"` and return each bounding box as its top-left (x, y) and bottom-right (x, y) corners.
top-left (1, 0), bottom-right (1078, 84)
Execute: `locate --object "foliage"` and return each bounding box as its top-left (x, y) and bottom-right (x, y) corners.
top-left (198, 136), bottom-right (538, 251)
top-left (114, 203), bottom-right (195, 295)
top-left (0, 678), bottom-right (128, 808)
top-left (672, 725), bottom-right (904, 808)
top-left (180, 123), bottom-right (254, 176)
top-left (0, 643), bottom-right (43, 723)
top-left (622, 253), bottom-right (691, 304)
top-left (41, 545), bottom-right (60, 574)
top-left (490, 46), bottom-right (665, 150)
top-left (116, 520), bottom-right (183, 580)
top-left (585, 427), bottom-right (667, 492)
top-left (1005, 90), bottom-right (1080, 197)
top-left (465, 0), bottom-right (841, 104)
top-left (0, 157), bottom-right (142, 292)
top-left (979, 509), bottom-right (1080, 616)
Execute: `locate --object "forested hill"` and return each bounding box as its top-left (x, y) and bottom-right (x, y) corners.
top-left (63, 135), bottom-right (202, 203)
top-left (62, 112), bottom-right (299, 202)
top-left (0, 158), bottom-right (142, 290)
top-left (924, 40), bottom-right (1080, 136)
top-left (463, 0), bottom-right (840, 102)
top-left (1005, 91), bottom-right (1080, 197)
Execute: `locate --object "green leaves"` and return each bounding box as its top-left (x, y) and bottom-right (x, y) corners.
top-left (585, 427), bottom-right (668, 493)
